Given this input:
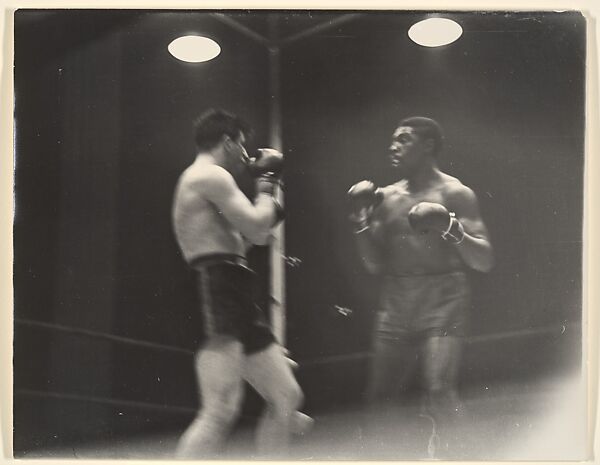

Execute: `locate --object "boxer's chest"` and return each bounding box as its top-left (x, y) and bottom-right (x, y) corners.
top-left (379, 185), bottom-right (446, 234)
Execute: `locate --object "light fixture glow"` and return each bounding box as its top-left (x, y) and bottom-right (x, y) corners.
top-left (168, 36), bottom-right (221, 63)
top-left (408, 18), bottom-right (463, 47)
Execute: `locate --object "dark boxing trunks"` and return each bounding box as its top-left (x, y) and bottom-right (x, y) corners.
top-left (376, 271), bottom-right (470, 341)
top-left (190, 254), bottom-right (275, 354)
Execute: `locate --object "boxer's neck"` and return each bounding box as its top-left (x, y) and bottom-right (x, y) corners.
top-left (196, 146), bottom-right (228, 168)
top-left (405, 161), bottom-right (442, 193)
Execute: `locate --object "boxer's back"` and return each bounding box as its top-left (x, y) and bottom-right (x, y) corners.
top-left (173, 159), bottom-right (245, 262)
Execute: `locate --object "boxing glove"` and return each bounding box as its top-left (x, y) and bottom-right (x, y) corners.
top-left (249, 148), bottom-right (284, 176)
top-left (347, 180), bottom-right (384, 232)
top-left (251, 148), bottom-right (284, 196)
top-left (408, 202), bottom-right (465, 243)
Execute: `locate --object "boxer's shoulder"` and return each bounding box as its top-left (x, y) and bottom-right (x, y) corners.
top-left (437, 173), bottom-right (467, 195)
top-left (185, 163), bottom-right (234, 192)
top-left (438, 175), bottom-right (478, 210)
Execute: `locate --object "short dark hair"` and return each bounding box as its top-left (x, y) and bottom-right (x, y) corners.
top-left (193, 109), bottom-right (253, 151)
top-left (398, 116), bottom-right (444, 156)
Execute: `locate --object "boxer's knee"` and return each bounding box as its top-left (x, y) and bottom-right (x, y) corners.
top-left (203, 378), bottom-right (243, 425)
top-left (264, 380), bottom-right (303, 418)
top-left (282, 381), bottom-right (304, 413)
top-left (202, 395), bottom-right (241, 431)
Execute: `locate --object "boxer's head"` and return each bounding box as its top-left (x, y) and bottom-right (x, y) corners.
top-left (193, 109), bottom-right (253, 170)
top-left (388, 116), bottom-right (443, 175)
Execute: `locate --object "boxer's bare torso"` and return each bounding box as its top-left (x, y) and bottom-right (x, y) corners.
top-left (369, 172), bottom-right (486, 276)
top-left (172, 156), bottom-right (246, 262)
top-left (371, 175), bottom-right (461, 276)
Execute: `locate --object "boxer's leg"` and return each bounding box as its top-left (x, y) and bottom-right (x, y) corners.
top-left (419, 273), bottom-right (469, 420)
top-left (366, 333), bottom-right (419, 404)
top-left (361, 333), bottom-right (419, 452)
top-left (368, 278), bottom-right (419, 406)
top-left (243, 343), bottom-right (304, 457)
top-left (421, 335), bottom-right (464, 455)
top-left (175, 336), bottom-right (244, 459)
top-left (422, 335), bottom-right (462, 406)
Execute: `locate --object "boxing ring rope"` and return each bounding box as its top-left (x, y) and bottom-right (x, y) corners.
top-left (15, 318), bottom-right (193, 356)
top-left (15, 388), bottom-right (196, 415)
top-left (15, 317), bottom-right (574, 363)
top-left (14, 317), bottom-right (576, 415)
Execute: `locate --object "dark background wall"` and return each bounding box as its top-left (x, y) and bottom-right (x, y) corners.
top-left (14, 10), bottom-right (134, 451)
top-left (13, 10), bottom-right (585, 454)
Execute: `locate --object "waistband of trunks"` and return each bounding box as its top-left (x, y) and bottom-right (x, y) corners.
top-left (188, 253), bottom-right (248, 270)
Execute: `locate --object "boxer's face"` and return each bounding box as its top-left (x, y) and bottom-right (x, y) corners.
top-left (225, 131), bottom-right (250, 174)
top-left (388, 126), bottom-right (431, 176)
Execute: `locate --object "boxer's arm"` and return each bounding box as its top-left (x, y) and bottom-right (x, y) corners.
top-left (354, 218), bottom-right (385, 275)
top-left (200, 166), bottom-right (277, 245)
top-left (348, 181), bottom-right (385, 274)
top-left (446, 186), bottom-right (494, 272)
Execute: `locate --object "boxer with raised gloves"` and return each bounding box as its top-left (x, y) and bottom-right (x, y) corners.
top-left (347, 180), bottom-right (384, 233)
top-left (408, 202), bottom-right (465, 244)
top-left (172, 110), bottom-right (307, 459)
top-left (348, 116), bottom-right (494, 459)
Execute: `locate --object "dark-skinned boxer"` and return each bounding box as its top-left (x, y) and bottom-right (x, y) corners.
top-left (172, 109), bottom-right (310, 459)
top-left (348, 116), bottom-right (494, 457)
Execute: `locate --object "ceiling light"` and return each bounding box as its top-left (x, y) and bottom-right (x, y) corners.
top-left (168, 36), bottom-right (221, 63)
top-left (408, 18), bottom-right (463, 47)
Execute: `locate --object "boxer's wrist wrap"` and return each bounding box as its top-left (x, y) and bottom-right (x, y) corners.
top-left (441, 213), bottom-right (465, 244)
top-left (352, 218), bottom-right (371, 234)
top-left (256, 172), bottom-right (281, 196)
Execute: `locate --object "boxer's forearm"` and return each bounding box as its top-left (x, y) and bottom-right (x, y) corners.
top-left (242, 193), bottom-right (279, 245)
top-left (354, 231), bottom-right (383, 275)
top-left (453, 234), bottom-right (494, 272)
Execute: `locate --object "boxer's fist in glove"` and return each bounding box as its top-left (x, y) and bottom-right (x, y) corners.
top-left (249, 148), bottom-right (284, 177)
top-left (251, 149), bottom-right (284, 196)
top-left (408, 202), bottom-right (465, 243)
top-left (256, 173), bottom-right (281, 196)
top-left (347, 180), bottom-right (384, 231)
